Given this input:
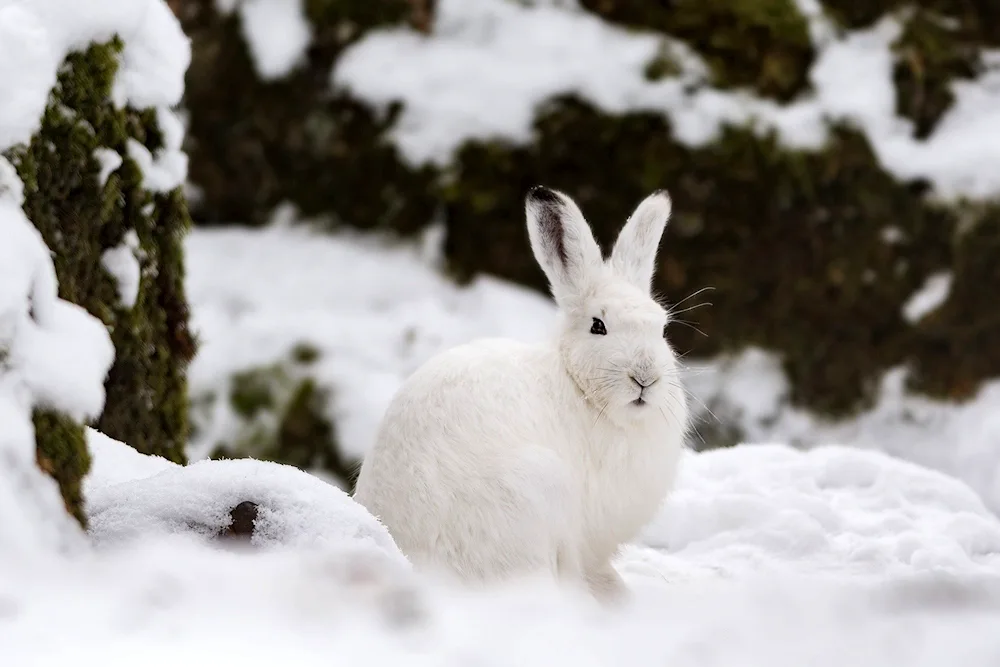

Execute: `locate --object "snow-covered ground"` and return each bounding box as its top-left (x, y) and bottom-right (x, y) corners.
top-left (4, 0), bottom-right (1000, 663)
top-left (3, 429), bottom-right (1000, 665)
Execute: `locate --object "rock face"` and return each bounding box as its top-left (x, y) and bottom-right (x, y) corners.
top-left (174, 0), bottom-right (1000, 464)
top-left (3, 40), bottom-right (195, 520)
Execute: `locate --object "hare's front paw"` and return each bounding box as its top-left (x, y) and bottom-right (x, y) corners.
top-left (586, 563), bottom-right (628, 605)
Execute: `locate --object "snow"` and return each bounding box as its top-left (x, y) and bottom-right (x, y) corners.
top-left (87, 456), bottom-right (408, 565)
top-left (0, 0), bottom-right (189, 148)
top-left (686, 350), bottom-right (1000, 517)
top-left (100, 230), bottom-right (142, 308)
top-left (84, 427), bottom-right (178, 492)
top-left (126, 134), bottom-right (187, 193)
top-left (236, 0), bottom-right (313, 80)
top-left (0, 0), bottom-right (189, 575)
top-left (902, 271), bottom-right (953, 323)
top-left (184, 225), bottom-right (557, 462)
top-left (0, 154), bottom-right (112, 567)
top-left (333, 0), bottom-right (1000, 201)
top-left (2, 428), bottom-right (999, 664)
top-left (93, 146), bottom-right (123, 186)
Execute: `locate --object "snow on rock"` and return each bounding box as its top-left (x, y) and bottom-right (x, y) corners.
top-left (84, 427), bottom-right (178, 493)
top-left (87, 456), bottom-right (408, 566)
top-left (100, 230), bottom-right (142, 309)
top-left (185, 225), bottom-right (558, 461)
top-left (0, 156), bottom-right (112, 564)
top-left (902, 271), bottom-right (953, 323)
top-left (92, 146), bottom-right (123, 186)
top-left (0, 0), bottom-right (189, 148)
top-left (333, 0), bottom-right (1000, 201)
top-left (0, 0), bottom-right (188, 567)
top-left (235, 0), bottom-right (313, 80)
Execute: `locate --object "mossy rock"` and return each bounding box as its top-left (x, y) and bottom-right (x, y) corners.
top-left (892, 7), bottom-right (991, 139)
top-left (207, 345), bottom-right (358, 487)
top-left (821, 1), bottom-right (997, 138)
top-left (580, 0), bottom-right (815, 101)
top-left (3, 39), bottom-right (195, 525)
top-left (176, 0), bottom-right (438, 231)
top-left (442, 94), bottom-right (1000, 418)
top-left (32, 410), bottom-right (90, 527)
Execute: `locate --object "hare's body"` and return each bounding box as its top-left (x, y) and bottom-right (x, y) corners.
top-left (353, 187), bottom-right (690, 600)
top-left (354, 338), bottom-right (683, 594)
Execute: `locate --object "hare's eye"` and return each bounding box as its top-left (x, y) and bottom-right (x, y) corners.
top-left (590, 317), bottom-right (607, 336)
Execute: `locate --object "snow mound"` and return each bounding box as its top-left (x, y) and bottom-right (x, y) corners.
top-left (687, 349), bottom-right (1000, 516)
top-left (84, 427), bottom-right (178, 493)
top-left (87, 456), bottom-right (407, 565)
top-left (628, 444), bottom-right (1000, 584)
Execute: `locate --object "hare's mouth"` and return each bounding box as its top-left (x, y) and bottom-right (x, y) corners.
top-left (631, 396), bottom-right (646, 407)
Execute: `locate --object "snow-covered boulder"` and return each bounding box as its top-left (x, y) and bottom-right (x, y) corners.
top-left (87, 452), bottom-right (407, 570)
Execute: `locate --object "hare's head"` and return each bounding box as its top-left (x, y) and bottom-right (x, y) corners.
top-left (525, 186), bottom-right (686, 427)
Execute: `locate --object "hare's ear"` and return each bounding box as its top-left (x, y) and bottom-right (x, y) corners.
top-left (609, 190), bottom-right (671, 292)
top-left (525, 186), bottom-right (602, 305)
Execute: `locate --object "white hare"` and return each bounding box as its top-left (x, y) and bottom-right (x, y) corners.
top-left (353, 186), bottom-right (690, 601)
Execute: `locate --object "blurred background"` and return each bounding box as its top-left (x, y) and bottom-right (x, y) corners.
top-left (161, 0), bottom-right (999, 511)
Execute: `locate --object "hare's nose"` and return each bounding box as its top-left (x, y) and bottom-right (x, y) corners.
top-left (630, 374), bottom-right (659, 389)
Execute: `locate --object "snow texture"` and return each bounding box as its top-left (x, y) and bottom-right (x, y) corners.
top-left (0, 0), bottom-right (190, 148)
top-left (0, 154), bottom-right (112, 567)
top-left (100, 230), bottom-right (142, 308)
top-left (686, 349), bottom-right (1000, 516)
top-left (84, 426), bottom-right (178, 493)
top-left (334, 0), bottom-right (1000, 200)
top-left (92, 146), bottom-right (123, 186)
top-left (88, 457), bottom-right (408, 567)
top-left (237, 0), bottom-right (313, 80)
top-left (3, 433), bottom-right (1000, 664)
top-left (902, 271), bottom-right (953, 323)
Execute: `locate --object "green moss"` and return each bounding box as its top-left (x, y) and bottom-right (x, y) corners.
top-left (230, 365), bottom-right (288, 419)
top-left (825, 0), bottom-right (999, 44)
top-left (33, 410), bottom-right (90, 527)
top-left (909, 204), bottom-right (1000, 399)
top-left (893, 9), bottom-right (983, 139)
top-left (210, 347), bottom-right (358, 487)
top-left (580, 0), bottom-right (815, 101)
top-left (3, 41), bottom-right (194, 464)
top-left (180, 0), bottom-right (438, 231)
top-left (442, 95), bottom-right (989, 417)
top-left (643, 44), bottom-right (683, 82)
top-left (291, 341), bottom-right (321, 364)
top-left (822, 1), bottom-right (997, 137)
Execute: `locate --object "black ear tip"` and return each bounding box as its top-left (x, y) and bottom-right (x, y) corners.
top-left (526, 185), bottom-right (562, 206)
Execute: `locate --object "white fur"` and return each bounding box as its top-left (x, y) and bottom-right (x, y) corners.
top-left (353, 187), bottom-right (690, 601)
